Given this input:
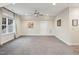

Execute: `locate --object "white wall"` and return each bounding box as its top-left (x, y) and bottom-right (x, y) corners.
top-left (54, 8), bottom-right (71, 45)
top-left (69, 7), bottom-right (79, 45)
top-left (0, 8), bottom-right (2, 45)
top-left (15, 14), bottom-right (22, 38)
top-left (54, 7), bottom-right (79, 45)
top-left (21, 16), bottom-right (54, 36)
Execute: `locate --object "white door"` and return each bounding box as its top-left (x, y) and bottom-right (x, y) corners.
top-left (40, 21), bottom-right (48, 35)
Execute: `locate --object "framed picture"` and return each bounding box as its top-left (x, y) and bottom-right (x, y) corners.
top-left (28, 22), bottom-right (34, 28)
top-left (72, 19), bottom-right (78, 26)
top-left (57, 19), bottom-right (61, 26)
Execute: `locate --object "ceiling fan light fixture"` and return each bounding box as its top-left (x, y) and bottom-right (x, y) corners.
top-left (34, 14), bottom-right (37, 16)
top-left (34, 9), bottom-right (43, 17)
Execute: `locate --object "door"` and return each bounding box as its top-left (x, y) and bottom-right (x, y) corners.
top-left (40, 21), bottom-right (48, 35)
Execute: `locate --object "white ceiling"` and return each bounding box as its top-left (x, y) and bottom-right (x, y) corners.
top-left (1, 3), bottom-right (79, 16)
top-left (0, 3), bottom-right (9, 7)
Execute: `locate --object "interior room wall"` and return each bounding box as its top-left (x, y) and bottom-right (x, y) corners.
top-left (54, 8), bottom-right (71, 45)
top-left (0, 8), bottom-right (2, 45)
top-left (69, 7), bottom-right (79, 45)
top-left (54, 7), bottom-right (79, 45)
top-left (15, 14), bottom-right (22, 38)
top-left (21, 16), bottom-right (54, 36)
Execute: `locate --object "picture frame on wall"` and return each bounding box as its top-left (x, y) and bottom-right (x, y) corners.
top-left (72, 19), bottom-right (78, 26)
top-left (57, 19), bottom-right (61, 27)
top-left (28, 22), bottom-right (34, 28)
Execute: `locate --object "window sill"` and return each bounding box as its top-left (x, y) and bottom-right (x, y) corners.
top-left (1, 32), bottom-right (14, 36)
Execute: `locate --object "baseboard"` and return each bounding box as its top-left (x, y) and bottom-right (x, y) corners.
top-left (0, 38), bottom-right (15, 46)
top-left (21, 34), bottom-right (54, 36)
top-left (54, 36), bottom-right (71, 46)
top-left (69, 43), bottom-right (79, 45)
top-left (15, 35), bottom-right (22, 39)
top-left (54, 35), bottom-right (79, 46)
top-left (0, 35), bottom-right (22, 46)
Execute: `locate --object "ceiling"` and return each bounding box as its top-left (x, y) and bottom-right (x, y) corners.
top-left (0, 3), bottom-right (9, 7)
top-left (1, 3), bottom-right (79, 16)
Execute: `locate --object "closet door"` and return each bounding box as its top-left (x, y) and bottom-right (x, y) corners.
top-left (40, 21), bottom-right (48, 35)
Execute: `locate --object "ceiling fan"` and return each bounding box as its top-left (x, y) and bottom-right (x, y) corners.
top-left (33, 10), bottom-right (44, 16)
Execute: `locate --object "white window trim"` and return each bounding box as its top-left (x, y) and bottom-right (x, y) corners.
top-left (1, 17), bottom-right (15, 35)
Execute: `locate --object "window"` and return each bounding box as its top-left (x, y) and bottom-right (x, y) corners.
top-left (2, 17), bottom-right (14, 34)
top-left (2, 18), bottom-right (7, 33)
top-left (8, 19), bottom-right (13, 32)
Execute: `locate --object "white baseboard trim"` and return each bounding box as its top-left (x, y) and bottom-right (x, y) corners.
top-left (69, 43), bottom-right (79, 45)
top-left (55, 35), bottom-right (79, 46)
top-left (54, 36), bottom-right (71, 46)
top-left (0, 38), bottom-right (15, 45)
top-left (21, 34), bottom-right (54, 36)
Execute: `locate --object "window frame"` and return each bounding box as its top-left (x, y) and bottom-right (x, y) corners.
top-left (1, 17), bottom-right (15, 35)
